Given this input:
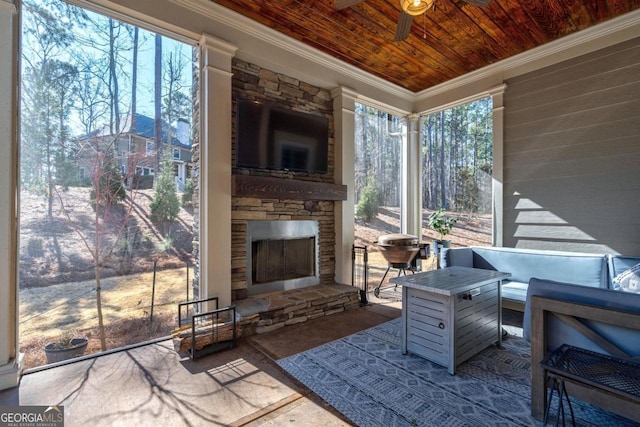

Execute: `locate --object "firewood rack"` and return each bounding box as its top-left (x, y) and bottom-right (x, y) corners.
top-left (177, 296), bottom-right (237, 361)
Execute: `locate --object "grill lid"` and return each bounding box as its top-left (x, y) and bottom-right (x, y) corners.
top-left (377, 233), bottom-right (418, 246)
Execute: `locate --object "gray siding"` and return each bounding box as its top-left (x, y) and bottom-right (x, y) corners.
top-left (503, 37), bottom-right (640, 256)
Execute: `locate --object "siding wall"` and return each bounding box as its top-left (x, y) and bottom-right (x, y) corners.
top-left (503, 37), bottom-right (640, 256)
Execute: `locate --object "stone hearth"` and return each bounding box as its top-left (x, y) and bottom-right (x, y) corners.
top-left (235, 284), bottom-right (359, 337)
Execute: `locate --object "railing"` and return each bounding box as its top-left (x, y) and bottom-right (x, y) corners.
top-left (174, 176), bottom-right (185, 192)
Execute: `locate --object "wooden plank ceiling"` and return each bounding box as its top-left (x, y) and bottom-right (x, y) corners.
top-left (209, 0), bottom-right (640, 92)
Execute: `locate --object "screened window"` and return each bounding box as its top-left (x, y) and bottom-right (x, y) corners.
top-left (421, 96), bottom-right (493, 248)
top-left (19, 0), bottom-right (195, 369)
top-left (353, 103), bottom-right (404, 291)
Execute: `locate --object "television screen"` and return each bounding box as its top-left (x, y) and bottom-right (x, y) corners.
top-left (236, 100), bottom-right (329, 173)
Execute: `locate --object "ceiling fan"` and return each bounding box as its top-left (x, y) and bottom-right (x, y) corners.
top-left (334, 0), bottom-right (493, 42)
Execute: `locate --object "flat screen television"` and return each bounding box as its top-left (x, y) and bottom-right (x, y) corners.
top-left (236, 99), bottom-right (329, 173)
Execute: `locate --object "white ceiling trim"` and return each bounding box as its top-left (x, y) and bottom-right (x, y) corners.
top-left (169, 0), bottom-right (414, 100)
top-left (418, 84), bottom-right (507, 116)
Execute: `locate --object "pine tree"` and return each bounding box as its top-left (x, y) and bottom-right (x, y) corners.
top-left (356, 176), bottom-right (382, 221)
top-left (150, 151), bottom-right (180, 224)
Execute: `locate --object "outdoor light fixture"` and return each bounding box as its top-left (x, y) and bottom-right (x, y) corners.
top-left (400, 0), bottom-right (433, 16)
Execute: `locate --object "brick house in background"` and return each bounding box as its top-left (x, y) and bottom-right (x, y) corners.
top-left (75, 113), bottom-right (192, 191)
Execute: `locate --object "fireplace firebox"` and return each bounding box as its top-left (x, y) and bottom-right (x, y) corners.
top-left (246, 220), bottom-right (320, 296)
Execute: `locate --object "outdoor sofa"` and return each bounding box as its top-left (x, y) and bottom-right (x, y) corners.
top-left (441, 247), bottom-right (640, 421)
top-left (441, 246), bottom-right (640, 310)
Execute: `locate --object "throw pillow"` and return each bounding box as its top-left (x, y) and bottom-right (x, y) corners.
top-left (613, 262), bottom-right (640, 294)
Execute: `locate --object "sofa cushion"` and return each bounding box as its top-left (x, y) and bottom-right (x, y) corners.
top-left (442, 246), bottom-right (611, 304)
top-left (501, 280), bottom-right (528, 303)
top-left (441, 247), bottom-right (473, 268)
top-left (469, 247), bottom-right (607, 288)
top-left (523, 278), bottom-right (640, 356)
top-left (612, 262), bottom-right (640, 293)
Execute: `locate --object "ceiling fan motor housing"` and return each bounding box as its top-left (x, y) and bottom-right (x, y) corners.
top-left (400, 0), bottom-right (433, 16)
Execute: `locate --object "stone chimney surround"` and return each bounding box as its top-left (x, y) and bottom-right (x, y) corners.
top-left (231, 58), bottom-right (339, 301)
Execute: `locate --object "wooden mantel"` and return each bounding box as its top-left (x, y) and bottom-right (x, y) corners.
top-left (232, 174), bottom-right (347, 201)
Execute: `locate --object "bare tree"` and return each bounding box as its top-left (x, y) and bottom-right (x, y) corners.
top-left (75, 58), bottom-right (110, 136)
top-left (21, 1), bottom-right (79, 202)
top-left (55, 135), bottom-right (142, 350)
top-left (162, 47), bottom-right (190, 143)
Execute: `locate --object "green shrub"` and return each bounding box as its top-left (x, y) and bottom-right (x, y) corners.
top-left (356, 179), bottom-right (382, 221)
top-left (181, 178), bottom-right (194, 207)
top-left (150, 152), bottom-right (180, 223)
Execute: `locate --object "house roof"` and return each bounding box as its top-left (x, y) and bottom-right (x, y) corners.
top-left (210, 0), bottom-right (640, 93)
top-left (77, 113), bottom-right (192, 149)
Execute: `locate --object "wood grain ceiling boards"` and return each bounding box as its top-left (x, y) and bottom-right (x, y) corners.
top-left (210, 0), bottom-right (640, 92)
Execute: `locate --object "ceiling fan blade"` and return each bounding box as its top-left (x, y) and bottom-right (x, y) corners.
top-left (395, 11), bottom-right (413, 42)
top-left (334, 0), bottom-right (367, 10)
top-left (462, 0), bottom-right (493, 6)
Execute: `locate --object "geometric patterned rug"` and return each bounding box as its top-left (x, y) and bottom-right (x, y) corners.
top-left (278, 319), bottom-right (639, 427)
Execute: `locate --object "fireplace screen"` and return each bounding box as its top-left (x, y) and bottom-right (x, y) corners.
top-left (252, 237), bottom-right (316, 284)
top-left (246, 220), bottom-right (320, 295)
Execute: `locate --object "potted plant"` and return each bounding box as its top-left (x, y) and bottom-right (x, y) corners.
top-left (427, 208), bottom-right (457, 257)
top-left (44, 333), bottom-right (88, 364)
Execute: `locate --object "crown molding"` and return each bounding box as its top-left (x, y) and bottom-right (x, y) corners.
top-left (169, 0), bottom-right (413, 100)
top-left (0, 1), bottom-right (16, 13)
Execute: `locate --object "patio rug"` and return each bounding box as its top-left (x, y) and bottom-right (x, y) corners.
top-left (277, 319), bottom-right (639, 427)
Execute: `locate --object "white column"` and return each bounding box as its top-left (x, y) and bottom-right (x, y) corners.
top-left (199, 34), bottom-right (237, 307)
top-left (402, 114), bottom-right (422, 238)
top-left (489, 84), bottom-right (507, 247)
top-left (332, 87), bottom-right (358, 285)
top-left (0, 0), bottom-right (21, 390)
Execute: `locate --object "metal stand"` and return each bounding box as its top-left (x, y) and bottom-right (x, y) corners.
top-left (373, 262), bottom-right (414, 297)
top-left (543, 375), bottom-right (576, 427)
top-left (352, 245), bottom-right (369, 305)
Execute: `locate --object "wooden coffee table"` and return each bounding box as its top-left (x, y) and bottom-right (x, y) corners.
top-left (390, 266), bottom-right (511, 374)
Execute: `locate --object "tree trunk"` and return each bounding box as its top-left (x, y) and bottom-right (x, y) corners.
top-left (154, 34), bottom-right (163, 175)
top-left (95, 263), bottom-right (106, 351)
top-left (131, 27), bottom-right (138, 132)
top-left (95, 186), bottom-right (107, 351)
top-left (439, 110), bottom-right (446, 209)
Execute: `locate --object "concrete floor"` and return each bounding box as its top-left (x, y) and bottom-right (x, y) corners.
top-left (0, 293), bottom-right (403, 427)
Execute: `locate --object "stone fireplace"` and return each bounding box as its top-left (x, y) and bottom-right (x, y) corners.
top-left (246, 220), bottom-right (320, 296)
top-left (229, 58), bottom-right (338, 301)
